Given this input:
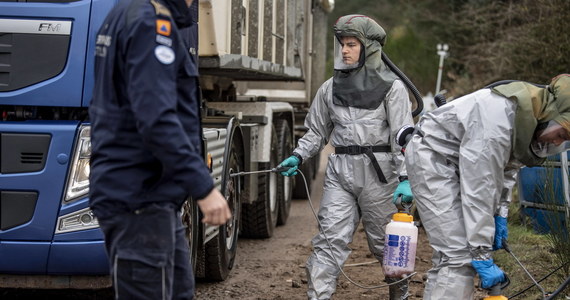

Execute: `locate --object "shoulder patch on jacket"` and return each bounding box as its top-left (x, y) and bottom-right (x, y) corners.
top-left (150, 0), bottom-right (172, 17)
top-left (155, 45), bottom-right (175, 64)
top-left (156, 19), bottom-right (171, 36)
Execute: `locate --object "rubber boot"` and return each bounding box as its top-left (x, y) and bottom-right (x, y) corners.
top-left (386, 277), bottom-right (410, 300)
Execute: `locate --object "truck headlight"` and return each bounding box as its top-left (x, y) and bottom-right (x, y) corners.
top-left (64, 125), bottom-right (91, 203)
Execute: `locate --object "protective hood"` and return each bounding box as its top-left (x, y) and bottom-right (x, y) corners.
top-left (161, 0), bottom-right (194, 28)
top-left (491, 74), bottom-right (570, 166)
top-left (332, 15), bottom-right (398, 110)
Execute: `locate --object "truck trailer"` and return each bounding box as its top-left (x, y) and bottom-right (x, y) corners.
top-left (0, 0), bottom-right (333, 288)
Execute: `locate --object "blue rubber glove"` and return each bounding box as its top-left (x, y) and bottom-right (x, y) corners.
top-left (278, 155), bottom-right (300, 176)
top-left (392, 180), bottom-right (413, 204)
top-left (493, 216), bottom-right (508, 250)
top-left (472, 259), bottom-right (506, 289)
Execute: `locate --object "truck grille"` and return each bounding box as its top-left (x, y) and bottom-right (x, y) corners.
top-left (0, 191), bottom-right (38, 230)
top-left (1, 133), bottom-right (50, 173)
top-left (0, 19), bottom-right (71, 92)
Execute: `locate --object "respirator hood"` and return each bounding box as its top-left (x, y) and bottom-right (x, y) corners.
top-left (332, 15), bottom-right (397, 110)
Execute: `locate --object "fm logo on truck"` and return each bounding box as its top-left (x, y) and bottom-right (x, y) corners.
top-left (38, 23), bottom-right (62, 32)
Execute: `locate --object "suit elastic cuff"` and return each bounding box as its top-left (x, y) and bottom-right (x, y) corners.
top-left (292, 152), bottom-right (303, 165)
top-left (470, 246), bottom-right (493, 261)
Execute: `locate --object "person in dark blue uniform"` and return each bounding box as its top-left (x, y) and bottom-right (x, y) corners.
top-left (89, 0), bottom-right (231, 298)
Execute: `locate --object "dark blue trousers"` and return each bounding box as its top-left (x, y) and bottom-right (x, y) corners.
top-left (97, 202), bottom-right (194, 300)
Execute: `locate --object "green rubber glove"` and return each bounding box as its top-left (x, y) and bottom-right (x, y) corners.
top-left (392, 180), bottom-right (413, 204)
top-left (278, 155), bottom-right (300, 176)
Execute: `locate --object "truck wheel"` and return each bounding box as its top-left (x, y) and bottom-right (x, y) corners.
top-left (275, 119), bottom-right (293, 225)
top-left (204, 141), bottom-right (241, 281)
top-left (241, 126), bottom-right (279, 238)
top-left (293, 156), bottom-right (314, 199)
top-left (181, 199), bottom-right (199, 274)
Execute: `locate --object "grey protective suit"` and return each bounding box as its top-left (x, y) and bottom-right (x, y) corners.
top-left (294, 78), bottom-right (413, 299)
top-left (406, 89), bottom-right (522, 299)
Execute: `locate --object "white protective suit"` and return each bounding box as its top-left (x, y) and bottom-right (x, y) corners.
top-left (405, 89), bottom-right (522, 299)
top-left (294, 78), bottom-right (413, 299)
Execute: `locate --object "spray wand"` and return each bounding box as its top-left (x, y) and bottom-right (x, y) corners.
top-left (502, 239), bottom-right (547, 299)
top-left (483, 238), bottom-right (548, 300)
top-left (230, 165), bottom-right (289, 177)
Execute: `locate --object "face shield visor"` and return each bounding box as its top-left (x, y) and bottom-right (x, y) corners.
top-left (531, 120), bottom-right (570, 158)
top-left (333, 35), bottom-right (364, 71)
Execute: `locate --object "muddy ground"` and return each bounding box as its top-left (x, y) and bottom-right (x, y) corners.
top-left (195, 147), bottom-right (489, 300)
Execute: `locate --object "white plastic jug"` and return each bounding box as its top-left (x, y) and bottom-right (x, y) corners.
top-left (382, 212), bottom-right (418, 277)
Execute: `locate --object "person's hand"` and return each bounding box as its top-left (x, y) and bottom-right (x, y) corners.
top-left (392, 180), bottom-right (413, 204)
top-left (471, 259), bottom-right (506, 289)
top-left (493, 216), bottom-right (508, 250)
top-left (197, 189), bottom-right (232, 225)
top-left (278, 155), bottom-right (300, 177)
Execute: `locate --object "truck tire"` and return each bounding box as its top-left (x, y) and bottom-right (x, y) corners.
top-left (293, 156), bottom-right (314, 199)
top-left (204, 140), bottom-right (242, 281)
top-left (181, 199), bottom-right (199, 274)
top-left (240, 126), bottom-right (279, 238)
top-left (275, 119), bottom-right (293, 225)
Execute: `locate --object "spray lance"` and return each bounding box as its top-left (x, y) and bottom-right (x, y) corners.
top-left (501, 239), bottom-right (546, 298)
top-left (482, 236), bottom-right (551, 300)
top-left (230, 165), bottom-right (289, 178)
top-left (481, 238), bottom-right (547, 300)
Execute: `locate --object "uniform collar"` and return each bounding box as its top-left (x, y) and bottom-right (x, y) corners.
top-left (161, 0), bottom-right (193, 28)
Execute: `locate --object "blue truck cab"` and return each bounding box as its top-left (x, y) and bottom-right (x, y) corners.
top-left (0, 0), bottom-right (117, 288)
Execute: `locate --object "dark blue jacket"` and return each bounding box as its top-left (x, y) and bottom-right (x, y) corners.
top-left (89, 0), bottom-right (212, 219)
